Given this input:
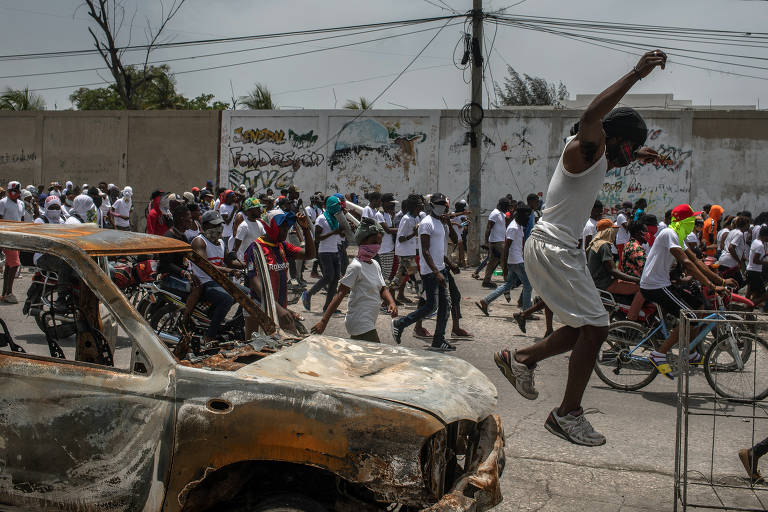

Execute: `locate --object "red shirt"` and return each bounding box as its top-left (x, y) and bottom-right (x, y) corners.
top-left (245, 238), bottom-right (302, 308)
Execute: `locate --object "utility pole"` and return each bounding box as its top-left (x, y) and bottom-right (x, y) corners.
top-left (467, 0), bottom-right (484, 265)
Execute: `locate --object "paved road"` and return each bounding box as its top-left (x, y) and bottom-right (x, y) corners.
top-left (298, 269), bottom-right (768, 511)
top-left (5, 268), bottom-right (768, 511)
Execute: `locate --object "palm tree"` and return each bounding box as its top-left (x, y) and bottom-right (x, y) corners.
top-left (240, 83), bottom-right (275, 110)
top-left (343, 97), bottom-right (372, 110)
top-left (0, 87), bottom-right (46, 111)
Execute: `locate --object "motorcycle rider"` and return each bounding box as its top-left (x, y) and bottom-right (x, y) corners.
top-left (189, 210), bottom-right (246, 343)
top-left (158, 204), bottom-right (196, 295)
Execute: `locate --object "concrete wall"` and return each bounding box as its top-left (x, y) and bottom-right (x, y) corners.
top-left (1, 109), bottom-right (765, 229)
top-left (0, 111), bottom-right (219, 230)
top-left (220, 108), bottom-right (767, 218)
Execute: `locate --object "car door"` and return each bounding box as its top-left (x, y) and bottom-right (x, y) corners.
top-left (0, 251), bottom-right (176, 512)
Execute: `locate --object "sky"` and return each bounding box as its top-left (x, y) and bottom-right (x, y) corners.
top-left (1, 0), bottom-right (767, 110)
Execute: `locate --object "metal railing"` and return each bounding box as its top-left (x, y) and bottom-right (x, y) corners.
top-left (674, 309), bottom-right (768, 511)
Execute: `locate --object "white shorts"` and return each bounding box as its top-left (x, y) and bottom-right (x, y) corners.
top-left (524, 233), bottom-right (609, 328)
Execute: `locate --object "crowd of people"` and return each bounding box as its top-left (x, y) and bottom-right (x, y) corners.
top-left (4, 50), bottom-right (768, 473)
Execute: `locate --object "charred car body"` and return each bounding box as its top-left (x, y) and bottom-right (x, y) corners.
top-left (0, 222), bottom-right (504, 511)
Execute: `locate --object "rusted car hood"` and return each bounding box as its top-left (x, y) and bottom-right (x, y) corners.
top-left (234, 335), bottom-right (497, 424)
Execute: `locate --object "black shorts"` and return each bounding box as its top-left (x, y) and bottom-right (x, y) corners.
top-left (641, 285), bottom-right (704, 319)
top-left (747, 270), bottom-right (766, 295)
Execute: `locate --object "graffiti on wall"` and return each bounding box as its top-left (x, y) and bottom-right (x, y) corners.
top-left (0, 149), bottom-right (36, 166)
top-left (598, 128), bottom-right (692, 214)
top-left (328, 119), bottom-right (427, 184)
top-left (227, 124), bottom-right (323, 192)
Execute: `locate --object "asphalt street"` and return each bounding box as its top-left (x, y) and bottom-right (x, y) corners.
top-left (298, 269), bottom-right (768, 512)
top-left (5, 268), bottom-right (768, 511)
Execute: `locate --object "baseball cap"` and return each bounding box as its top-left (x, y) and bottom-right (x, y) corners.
top-left (201, 210), bottom-right (224, 226)
top-left (183, 191), bottom-right (195, 203)
top-left (191, 187), bottom-right (200, 193)
top-left (266, 209), bottom-right (296, 227)
top-left (381, 192), bottom-right (395, 203)
top-left (430, 192), bottom-right (447, 204)
top-left (7, 181), bottom-right (20, 192)
top-left (237, 184), bottom-right (248, 194)
top-left (671, 204), bottom-right (702, 222)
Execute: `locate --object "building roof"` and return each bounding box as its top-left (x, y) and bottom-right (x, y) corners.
top-left (0, 221), bottom-right (189, 256)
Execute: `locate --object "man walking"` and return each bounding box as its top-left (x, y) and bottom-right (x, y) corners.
top-left (494, 50), bottom-right (667, 446)
top-left (392, 193), bottom-right (455, 351)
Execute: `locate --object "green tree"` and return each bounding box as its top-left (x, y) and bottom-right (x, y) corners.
top-left (495, 66), bottom-right (568, 107)
top-left (343, 97), bottom-right (371, 110)
top-left (240, 83), bottom-right (275, 110)
top-left (0, 87), bottom-right (46, 111)
top-left (69, 65), bottom-right (228, 110)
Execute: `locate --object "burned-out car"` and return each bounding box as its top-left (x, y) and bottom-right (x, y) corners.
top-left (0, 222), bottom-right (504, 511)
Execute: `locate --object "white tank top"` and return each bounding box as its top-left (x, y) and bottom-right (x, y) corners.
top-left (190, 235), bottom-right (224, 285)
top-left (534, 136), bottom-right (607, 248)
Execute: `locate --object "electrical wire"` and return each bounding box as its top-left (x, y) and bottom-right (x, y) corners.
top-left (0, 20), bottom-right (448, 80)
top-left (312, 18), bottom-right (453, 155)
top-left (493, 18), bottom-right (768, 67)
top-left (23, 21), bottom-right (463, 93)
top-left (498, 19), bottom-right (768, 73)
top-left (0, 15), bottom-right (458, 62)
top-left (489, 19), bottom-right (768, 82)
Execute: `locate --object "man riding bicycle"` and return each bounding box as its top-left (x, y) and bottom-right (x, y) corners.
top-left (640, 204), bottom-right (738, 378)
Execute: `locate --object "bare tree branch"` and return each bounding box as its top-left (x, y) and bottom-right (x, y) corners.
top-left (82, 0), bottom-right (187, 109)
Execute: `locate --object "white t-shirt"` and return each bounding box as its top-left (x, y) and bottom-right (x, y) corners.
top-left (0, 197), bottom-right (24, 221)
top-left (616, 213), bottom-right (630, 245)
top-left (219, 203), bottom-right (236, 238)
top-left (640, 228), bottom-right (683, 290)
top-left (417, 215), bottom-right (446, 275)
top-left (717, 228), bottom-right (730, 250)
top-left (506, 220), bottom-right (524, 265)
top-left (376, 211), bottom-right (395, 254)
top-left (64, 215), bottom-right (82, 225)
top-left (658, 221), bottom-right (668, 230)
top-left (452, 214), bottom-right (467, 238)
top-left (581, 218), bottom-right (598, 245)
top-left (752, 224), bottom-right (766, 244)
top-left (395, 213), bottom-right (419, 257)
top-left (339, 258), bottom-right (385, 336)
top-left (111, 198), bottom-right (131, 228)
top-left (747, 239), bottom-right (766, 272)
top-left (488, 209), bottom-right (506, 243)
top-left (315, 215), bottom-right (341, 253)
top-left (362, 205), bottom-right (377, 220)
top-left (719, 229), bottom-right (747, 268)
top-left (304, 205), bottom-right (321, 225)
top-left (235, 218), bottom-right (266, 262)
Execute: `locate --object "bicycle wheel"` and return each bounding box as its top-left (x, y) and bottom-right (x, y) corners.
top-left (594, 320), bottom-right (659, 391)
top-left (704, 331), bottom-right (768, 401)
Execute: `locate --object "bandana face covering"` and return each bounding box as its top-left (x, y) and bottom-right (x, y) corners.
top-left (431, 204), bottom-right (447, 216)
top-left (607, 141), bottom-right (636, 168)
top-left (357, 244), bottom-right (380, 263)
top-left (204, 226), bottom-right (223, 241)
top-left (670, 216), bottom-right (696, 248)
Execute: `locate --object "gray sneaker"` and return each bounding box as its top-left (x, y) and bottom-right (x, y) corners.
top-left (545, 408), bottom-right (606, 447)
top-left (3, 293), bottom-right (18, 304)
top-left (493, 349), bottom-right (538, 400)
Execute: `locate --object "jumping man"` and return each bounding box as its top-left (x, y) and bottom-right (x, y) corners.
top-left (494, 50), bottom-right (668, 446)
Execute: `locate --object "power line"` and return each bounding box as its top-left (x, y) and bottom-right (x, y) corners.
top-left (0, 20), bottom-right (447, 80)
top-left (490, 19), bottom-right (768, 82)
top-left (23, 22), bottom-right (463, 93)
top-left (0, 15), bottom-right (459, 62)
top-left (272, 64), bottom-right (454, 97)
top-left (312, 18), bottom-right (453, 155)
top-left (500, 19), bottom-right (768, 72)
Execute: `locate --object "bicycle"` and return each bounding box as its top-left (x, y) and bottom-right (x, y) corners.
top-left (594, 292), bottom-right (768, 401)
